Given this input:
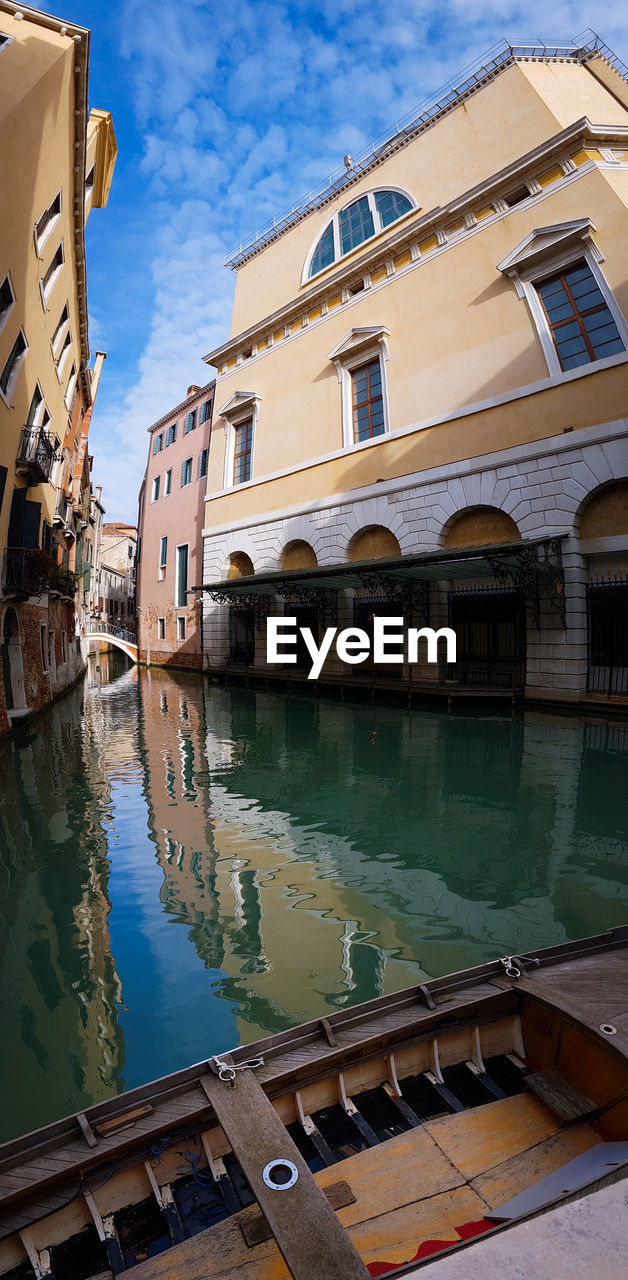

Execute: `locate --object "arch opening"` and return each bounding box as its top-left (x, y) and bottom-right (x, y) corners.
top-left (280, 540), bottom-right (318, 571)
top-left (444, 507), bottom-right (521, 550)
top-left (579, 481), bottom-right (628, 540)
top-left (348, 525), bottom-right (401, 562)
top-left (227, 552), bottom-right (255, 580)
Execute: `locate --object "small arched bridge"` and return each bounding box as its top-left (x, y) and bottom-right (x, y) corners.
top-left (84, 620), bottom-right (138, 662)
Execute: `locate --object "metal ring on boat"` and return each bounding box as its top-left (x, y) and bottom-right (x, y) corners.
top-left (262, 1158), bottom-right (299, 1190)
top-left (599, 1023), bottom-right (617, 1036)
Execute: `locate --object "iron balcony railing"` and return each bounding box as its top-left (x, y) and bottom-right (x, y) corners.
top-left (3, 547), bottom-right (34, 595)
top-left (16, 427), bottom-right (59, 484)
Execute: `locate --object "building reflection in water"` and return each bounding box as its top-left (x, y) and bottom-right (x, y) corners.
top-left (1, 658), bottom-right (627, 1141)
top-left (137, 672), bottom-right (628, 1051)
top-left (0, 654), bottom-right (126, 1140)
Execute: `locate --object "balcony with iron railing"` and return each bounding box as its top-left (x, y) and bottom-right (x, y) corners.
top-left (15, 427), bottom-right (59, 486)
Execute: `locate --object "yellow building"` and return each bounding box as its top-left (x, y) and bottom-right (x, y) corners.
top-left (0, 3), bottom-right (116, 732)
top-left (202, 37), bottom-right (628, 705)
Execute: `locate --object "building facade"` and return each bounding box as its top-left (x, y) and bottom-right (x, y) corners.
top-left (98, 522), bottom-right (137, 623)
top-left (201, 37), bottom-right (628, 705)
top-left (0, 3), bottom-right (116, 733)
top-left (136, 382), bottom-right (214, 669)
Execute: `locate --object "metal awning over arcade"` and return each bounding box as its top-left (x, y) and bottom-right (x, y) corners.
top-left (197, 535), bottom-right (566, 625)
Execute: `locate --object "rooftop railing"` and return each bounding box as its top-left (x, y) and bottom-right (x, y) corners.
top-left (224, 31), bottom-right (625, 269)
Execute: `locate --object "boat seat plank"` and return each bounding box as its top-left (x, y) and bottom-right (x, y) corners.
top-left (524, 1068), bottom-right (597, 1123)
top-left (469, 1122), bottom-right (600, 1209)
top-left (424, 1093), bottom-right (560, 1180)
top-left (200, 1068), bottom-right (369, 1279)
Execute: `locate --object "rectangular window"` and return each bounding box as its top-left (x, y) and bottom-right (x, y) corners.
top-left (0, 329), bottom-right (28, 403)
top-left (233, 419), bottom-right (252, 484)
top-left (153, 432), bottom-right (164, 454)
top-left (177, 616), bottom-right (186, 641)
top-left (175, 544), bottom-right (188, 607)
top-left (166, 422), bottom-right (177, 446)
top-left (0, 274), bottom-right (15, 334)
top-left (536, 261), bottom-right (626, 371)
top-left (159, 535), bottom-right (167, 580)
top-left (41, 243), bottom-right (64, 306)
top-left (184, 408), bottom-right (197, 434)
top-left (55, 329), bottom-right (72, 378)
top-left (351, 358), bottom-right (385, 442)
top-left (198, 447), bottom-right (208, 478)
top-left (40, 623), bottom-right (48, 671)
top-left (35, 191), bottom-right (62, 254)
top-left (51, 304), bottom-right (69, 358)
top-left (61, 631), bottom-right (67, 664)
top-left (158, 617), bottom-right (165, 640)
top-left (200, 398), bottom-right (213, 424)
top-left (151, 475), bottom-right (160, 502)
top-left (181, 457), bottom-right (192, 486)
top-left (164, 467), bottom-right (172, 495)
top-left (64, 363), bottom-right (77, 409)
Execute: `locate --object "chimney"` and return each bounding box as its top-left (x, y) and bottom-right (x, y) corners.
top-left (187, 384), bottom-right (201, 397)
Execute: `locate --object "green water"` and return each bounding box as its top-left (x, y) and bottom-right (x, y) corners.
top-left (0, 653), bottom-right (627, 1142)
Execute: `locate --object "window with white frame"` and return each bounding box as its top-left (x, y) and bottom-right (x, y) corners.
top-left (0, 274), bottom-right (15, 336)
top-left (535, 263), bottom-right (624, 370)
top-left (158, 617), bottom-right (165, 640)
top-left (85, 166), bottom-right (95, 207)
top-left (51, 304), bottom-right (69, 359)
top-left (328, 326), bottom-right (390, 448)
top-left (497, 220), bottom-right (628, 378)
top-left (181, 457), bottom-right (192, 487)
top-left (177, 616), bottom-right (186, 642)
top-left (219, 391), bottom-right (260, 489)
top-left (151, 475), bottom-right (160, 502)
top-left (306, 188), bottom-right (415, 280)
top-left (0, 33), bottom-right (13, 53)
top-left (64, 363), bottom-right (77, 409)
top-left (175, 544), bottom-right (188, 607)
top-left (0, 328), bottom-right (28, 404)
top-left (164, 467), bottom-right (172, 496)
top-left (27, 384), bottom-right (50, 429)
top-left (35, 191), bottom-right (62, 255)
top-left (159, 535), bottom-right (167, 580)
top-left (55, 327), bottom-right (72, 380)
top-left (40, 243), bottom-right (64, 307)
top-left (233, 420), bottom-right (252, 484)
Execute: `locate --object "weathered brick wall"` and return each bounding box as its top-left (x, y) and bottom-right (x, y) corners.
top-left (0, 597), bottom-right (85, 736)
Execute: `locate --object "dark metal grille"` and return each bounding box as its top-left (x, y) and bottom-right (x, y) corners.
top-left (448, 590), bottom-right (526, 688)
top-left (16, 427), bottom-right (58, 484)
top-left (587, 579), bottom-right (628, 696)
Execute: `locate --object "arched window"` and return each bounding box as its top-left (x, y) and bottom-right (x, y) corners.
top-left (306, 189), bottom-right (414, 280)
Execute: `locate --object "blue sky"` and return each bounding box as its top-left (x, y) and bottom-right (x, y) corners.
top-left (40, 1), bottom-right (628, 522)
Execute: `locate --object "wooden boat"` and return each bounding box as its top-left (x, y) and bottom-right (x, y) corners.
top-left (1, 926), bottom-right (627, 1280)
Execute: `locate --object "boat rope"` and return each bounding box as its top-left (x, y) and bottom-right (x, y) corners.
top-left (209, 1055), bottom-right (265, 1086)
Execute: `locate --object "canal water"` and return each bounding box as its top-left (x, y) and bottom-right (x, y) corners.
top-left (1, 653), bottom-right (627, 1142)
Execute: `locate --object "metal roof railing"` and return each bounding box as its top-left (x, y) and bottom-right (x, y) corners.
top-left (224, 31), bottom-right (626, 270)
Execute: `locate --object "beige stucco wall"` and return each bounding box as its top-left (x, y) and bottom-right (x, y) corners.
top-left (205, 155), bottom-right (628, 526)
top-left (0, 15), bottom-right (79, 547)
top-left (228, 60), bottom-right (628, 336)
